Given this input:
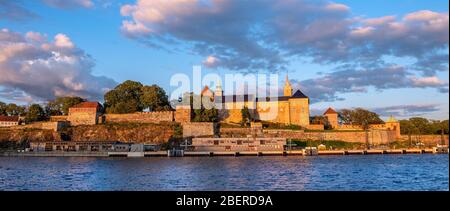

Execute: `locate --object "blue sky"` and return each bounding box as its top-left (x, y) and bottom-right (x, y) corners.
top-left (0, 0), bottom-right (448, 120)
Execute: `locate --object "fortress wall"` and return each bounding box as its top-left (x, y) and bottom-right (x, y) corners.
top-left (104, 111), bottom-right (174, 123)
top-left (400, 134), bottom-right (448, 145)
top-left (50, 116), bottom-right (68, 122)
top-left (13, 121), bottom-right (69, 132)
top-left (305, 124), bottom-right (324, 130)
top-left (68, 109), bottom-right (99, 126)
top-left (264, 129), bottom-right (397, 145)
top-left (220, 127), bottom-right (253, 137)
top-left (182, 122), bottom-right (218, 138)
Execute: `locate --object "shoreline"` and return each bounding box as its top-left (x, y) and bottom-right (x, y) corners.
top-left (1, 148), bottom-right (448, 157)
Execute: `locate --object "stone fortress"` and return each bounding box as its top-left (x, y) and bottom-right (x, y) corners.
top-left (0, 75), bottom-right (408, 145)
top-left (191, 75), bottom-right (311, 127)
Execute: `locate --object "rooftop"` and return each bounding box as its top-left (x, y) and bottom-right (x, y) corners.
top-left (323, 107), bottom-right (338, 115)
top-left (0, 116), bottom-right (19, 122)
top-left (70, 102), bottom-right (102, 109)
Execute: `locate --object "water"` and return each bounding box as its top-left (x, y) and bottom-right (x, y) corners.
top-left (0, 154), bottom-right (448, 191)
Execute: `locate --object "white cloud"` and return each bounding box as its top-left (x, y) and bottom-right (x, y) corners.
top-left (0, 29), bottom-right (117, 102)
top-left (363, 16), bottom-right (396, 25)
top-left (203, 56), bottom-right (219, 67)
top-left (411, 76), bottom-right (446, 87)
top-left (54, 33), bottom-right (75, 48)
top-left (325, 3), bottom-right (350, 12)
top-left (119, 0), bottom-right (448, 75)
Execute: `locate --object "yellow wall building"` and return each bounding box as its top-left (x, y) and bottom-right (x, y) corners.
top-left (198, 75), bottom-right (310, 127)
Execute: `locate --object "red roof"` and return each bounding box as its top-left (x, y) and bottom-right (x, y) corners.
top-left (201, 86), bottom-right (212, 95)
top-left (0, 116), bottom-right (19, 122)
top-left (71, 102), bottom-right (101, 109)
top-left (323, 107), bottom-right (338, 115)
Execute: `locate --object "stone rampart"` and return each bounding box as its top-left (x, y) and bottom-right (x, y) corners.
top-left (104, 111), bottom-right (174, 123)
top-left (182, 122), bottom-right (218, 138)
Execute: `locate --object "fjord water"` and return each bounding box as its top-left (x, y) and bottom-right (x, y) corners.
top-left (0, 155), bottom-right (448, 191)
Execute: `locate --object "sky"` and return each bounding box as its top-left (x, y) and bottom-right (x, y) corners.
top-left (0, 0), bottom-right (448, 120)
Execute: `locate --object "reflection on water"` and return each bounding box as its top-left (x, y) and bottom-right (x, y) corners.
top-left (0, 155), bottom-right (448, 191)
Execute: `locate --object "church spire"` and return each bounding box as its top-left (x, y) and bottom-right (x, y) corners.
top-left (284, 74), bottom-right (292, 96)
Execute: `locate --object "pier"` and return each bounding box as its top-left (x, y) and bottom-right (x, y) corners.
top-left (2, 147), bottom-right (447, 157)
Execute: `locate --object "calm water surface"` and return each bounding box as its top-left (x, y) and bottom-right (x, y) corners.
top-left (0, 154), bottom-right (448, 191)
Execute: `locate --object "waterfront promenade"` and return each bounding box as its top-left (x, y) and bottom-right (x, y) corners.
top-left (2, 148), bottom-right (447, 157)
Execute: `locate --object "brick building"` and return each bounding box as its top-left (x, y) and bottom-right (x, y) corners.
top-left (67, 102), bottom-right (103, 126)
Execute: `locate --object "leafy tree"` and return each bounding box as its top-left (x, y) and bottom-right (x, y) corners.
top-left (400, 119), bottom-right (418, 147)
top-left (46, 96), bottom-right (86, 115)
top-left (25, 104), bottom-right (46, 122)
top-left (339, 108), bottom-right (384, 128)
top-left (193, 106), bottom-right (218, 122)
top-left (339, 108), bottom-right (383, 149)
top-left (241, 106), bottom-right (252, 127)
top-left (310, 115), bottom-right (332, 130)
top-left (0, 101), bottom-right (7, 115)
top-left (141, 85), bottom-right (171, 111)
top-left (409, 117), bottom-right (430, 135)
top-left (5, 103), bottom-right (26, 116)
top-left (440, 120), bottom-right (449, 134)
top-left (104, 80), bottom-right (144, 113)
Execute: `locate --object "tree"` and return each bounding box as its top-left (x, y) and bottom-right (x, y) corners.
top-left (409, 117), bottom-right (430, 137)
top-left (339, 108), bottom-right (384, 149)
top-left (5, 103), bottom-right (26, 116)
top-left (311, 115), bottom-right (331, 130)
top-left (25, 104), bottom-right (46, 122)
top-left (340, 108), bottom-right (384, 127)
top-left (400, 119), bottom-right (418, 147)
top-left (141, 85), bottom-right (171, 111)
top-left (241, 106), bottom-right (252, 127)
top-left (440, 120), bottom-right (449, 134)
top-left (46, 96), bottom-right (86, 115)
top-left (192, 106), bottom-right (218, 122)
top-left (104, 80), bottom-right (144, 114)
top-left (0, 101), bottom-right (7, 115)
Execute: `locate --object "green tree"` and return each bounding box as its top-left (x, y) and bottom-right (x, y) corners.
top-left (241, 106), bottom-right (252, 127)
top-left (193, 106), bottom-right (218, 122)
top-left (310, 115), bottom-right (331, 130)
top-left (46, 96), bottom-right (86, 115)
top-left (25, 104), bottom-right (46, 122)
top-left (141, 85), bottom-right (171, 111)
top-left (339, 108), bottom-right (384, 149)
top-left (400, 119), bottom-right (418, 147)
top-left (5, 103), bottom-right (26, 116)
top-left (409, 117), bottom-right (430, 136)
top-left (0, 101), bottom-right (7, 115)
top-left (340, 108), bottom-right (384, 127)
top-left (440, 120), bottom-right (449, 134)
top-left (104, 80), bottom-right (144, 113)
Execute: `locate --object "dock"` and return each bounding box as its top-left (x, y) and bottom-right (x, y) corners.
top-left (1, 147), bottom-right (447, 157)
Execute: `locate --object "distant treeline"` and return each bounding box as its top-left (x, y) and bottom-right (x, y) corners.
top-left (400, 118), bottom-right (448, 135)
top-left (0, 80), bottom-right (172, 123)
top-left (1, 80), bottom-right (449, 132)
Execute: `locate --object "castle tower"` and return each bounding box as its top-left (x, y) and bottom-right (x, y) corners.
top-left (284, 74), bottom-right (293, 97)
top-left (323, 107), bottom-right (339, 128)
top-left (385, 115), bottom-right (401, 139)
top-left (215, 80), bottom-right (223, 97)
